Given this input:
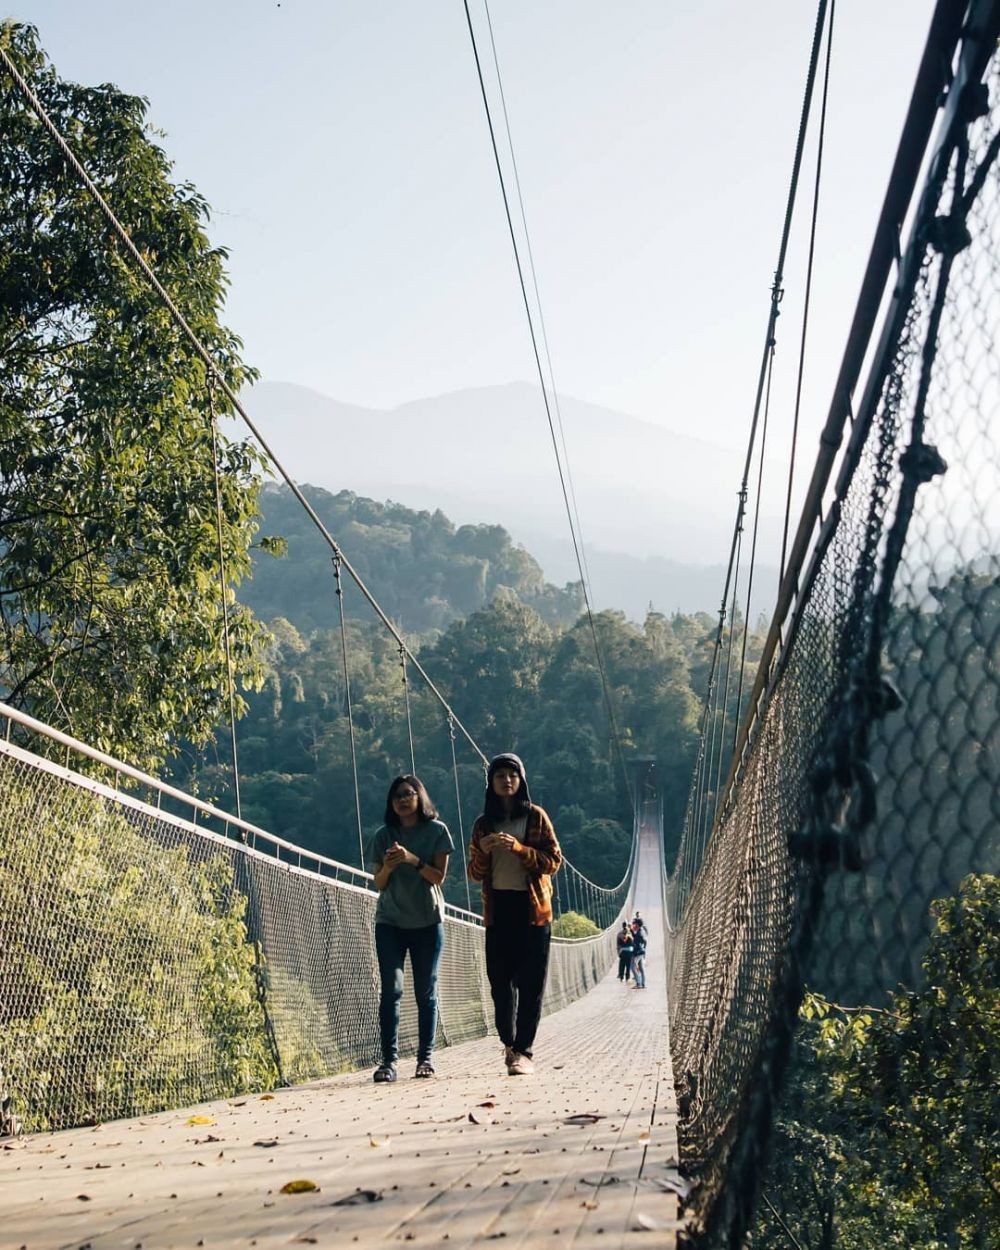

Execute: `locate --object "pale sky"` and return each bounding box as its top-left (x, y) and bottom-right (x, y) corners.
top-left (9, 2), bottom-right (936, 441)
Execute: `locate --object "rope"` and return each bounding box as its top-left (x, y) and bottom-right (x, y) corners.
top-left (0, 42), bottom-right (488, 771)
top-left (779, 0), bottom-right (837, 583)
top-left (460, 0), bottom-right (635, 818)
top-left (207, 381), bottom-right (243, 821)
top-left (332, 556), bottom-right (365, 870)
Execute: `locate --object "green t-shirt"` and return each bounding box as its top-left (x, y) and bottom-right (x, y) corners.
top-left (372, 819), bottom-right (455, 929)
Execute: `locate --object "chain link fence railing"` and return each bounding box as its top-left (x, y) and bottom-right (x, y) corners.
top-left (0, 702), bottom-right (625, 1134)
top-left (665, 7), bottom-right (999, 1247)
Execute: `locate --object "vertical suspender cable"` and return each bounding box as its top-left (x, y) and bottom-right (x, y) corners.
top-left (208, 381), bottom-right (242, 821)
top-left (733, 343), bottom-right (778, 752)
top-left (461, 0), bottom-right (635, 819)
top-left (399, 645), bottom-right (416, 774)
top-left (447, 714), bottom-right (473, 912)
top-left (780, 0), bottom-right (837, 583)
top-left (333, 556), bottom-right (365, 870)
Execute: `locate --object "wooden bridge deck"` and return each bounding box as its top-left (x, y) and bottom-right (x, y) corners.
top-left (3, 835), bottom-right (678, 1249)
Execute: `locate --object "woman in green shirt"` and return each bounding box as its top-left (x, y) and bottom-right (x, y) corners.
top-left (371, 774), bottom-right (454, 1082)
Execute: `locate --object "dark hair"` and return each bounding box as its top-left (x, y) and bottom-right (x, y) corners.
top-left (384, 774), bottom-right (438, 827)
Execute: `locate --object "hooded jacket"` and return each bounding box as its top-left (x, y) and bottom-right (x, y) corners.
top-left (467, 753), bottom-right (562, 926)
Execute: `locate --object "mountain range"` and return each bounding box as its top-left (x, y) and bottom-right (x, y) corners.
top-left (238, 380), bottom-right (780, 619)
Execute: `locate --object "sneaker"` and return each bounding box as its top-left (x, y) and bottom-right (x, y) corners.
top-left (503, 1044), bottom-right (515, 1068)
top-left (414, 1059), bottom-right (435, 1078)
top-left (507, 1052), bottom-right (534, 1076)
top-left (373, 1063), bottom-right (397, 1083)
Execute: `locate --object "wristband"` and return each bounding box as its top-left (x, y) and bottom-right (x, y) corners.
top-left (415, 858), bottom-right (425, 872)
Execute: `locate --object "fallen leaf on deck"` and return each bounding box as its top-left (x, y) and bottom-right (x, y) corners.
top-left (564, 1113), bottom-right (605, 1125)
top-left (253, 1139), bottom-right (279, 1149)
top-left (280, 1179), bottom-right (318, 1194)
top-left (580, 1174), bottom-right (621, 1187)
top-left (634, 1212), bottom-right (665, 1231)
top-left (369, 1136), bottom-right (390, 1148)
top-left (468, 1112), bottom-right (481, 1124)
top-left (581, 1200), bottom-right (599, 1210)
top-left (76, 1194), bottom-right (92, 1201)
top-left (477, 1101), bottom-right (496, 1108)
top-left (187, 1116), bottom-right (215, 1126)
top-left (259, 1094), bottom-right (275, 1101)
top-left (194, 1135), bottom-right (221, 1144)
top-left (658, 1168), bottom-right (695, 1200)
top-left (501, 1168), bottom-right (520, 1176)
top-left (331, 1189), bottom-right (383, 1206)
top-left (85, 1163), bottom-right (111, 1170)
top-left (229, 1100), bottom-right (247, 1107)
top-left (638, 1129), bottom-right (651, 1141)
top-left (293, 1239), bottom-right (317, 1244)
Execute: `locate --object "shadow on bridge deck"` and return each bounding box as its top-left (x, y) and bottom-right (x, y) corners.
top-left (3, 829), bottom-right (678, 1249)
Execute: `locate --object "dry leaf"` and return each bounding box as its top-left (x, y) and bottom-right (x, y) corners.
top-left (187, 1115), bottom-right (215, 1126)
top-left (467, 1112), bottom-right (481, 1125)
top-left (76, 1194), bottom-right (91, 1202)
top-left (194, 1135), bottom-right (221, 1144)
top-left (253, 1139), bottom-right (279, 1149)
top-left (477, 1101), bottom-right (496, 1108)
top-left (368, 1136), bottom-right (390, 1148)
top-left (581, 1200), bottom-right (599, 1210)
top-left (331, 1189), bottom-right (382, 1206)
top-left (633, 1212), bottom-right (666, 1231)
top-left (259, 1094), bottom-right (276, 1101)
top-left (280, 1179), bottom-right (318, 1194)
top-left (564, 1113), bottom-right (605, 1125)
top-left (501, 1167), bottom-right (520, 1176)
top-left (638, 1129), bottom-right (651, 1141)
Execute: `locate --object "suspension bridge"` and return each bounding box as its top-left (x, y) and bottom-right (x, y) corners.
top-left (2, 2), bottom-right (999, 1248)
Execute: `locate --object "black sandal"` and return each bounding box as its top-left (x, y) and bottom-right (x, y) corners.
top-left (373, 1063), bottom-right (397, 1083)
top-left (414, 1059), bottom-right (435, 1078)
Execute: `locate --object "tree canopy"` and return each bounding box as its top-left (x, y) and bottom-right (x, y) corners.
top-left (0, 22), bottom-right (268, 768)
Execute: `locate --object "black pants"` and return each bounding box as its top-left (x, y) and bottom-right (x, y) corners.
top-left (618, 951), bottom-right (633, 980)
top-left (485, 890), bottom-right (551, 1058)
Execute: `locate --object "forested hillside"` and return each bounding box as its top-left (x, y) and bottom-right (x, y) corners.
top-left (243, 484), bottom-right (585, 635)
top-left (196, 482), bottom-right (766, 903)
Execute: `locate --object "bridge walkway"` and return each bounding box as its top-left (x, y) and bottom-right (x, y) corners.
top-left (3, 826), bottom-right (678, 1249)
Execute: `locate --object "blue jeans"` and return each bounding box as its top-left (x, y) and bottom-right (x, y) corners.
top-left (633, 955), bottom-right (646, 987)
top-left (375, 922), bottom-right (444, 1065)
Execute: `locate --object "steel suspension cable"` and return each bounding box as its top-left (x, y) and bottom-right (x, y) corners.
top-left (332, 556), bottom-right (365, 870)
top-left (0, 43), bottom-right (487, 771)
top-left (480, 0), bottom-right (596, 603)
top-left (779, 0), bottom-right (837, 583)
top-left (208, 381), bottom-right (243, 821)
top-left (460, 0), bottom-right (635, 818)
top-left (679, 0), bottom-right (830, 852)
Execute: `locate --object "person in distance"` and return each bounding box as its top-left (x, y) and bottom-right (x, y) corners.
top-left (371, 774), bottom-right (454, 1083)
top-left (468, 753), bottom-right (562, 1076)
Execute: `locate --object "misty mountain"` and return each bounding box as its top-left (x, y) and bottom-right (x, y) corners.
top-left (238, 379), bottom-right (781, 618)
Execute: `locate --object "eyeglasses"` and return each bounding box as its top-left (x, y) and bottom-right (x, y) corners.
top-left (393, 789), bottom-right (418, 801)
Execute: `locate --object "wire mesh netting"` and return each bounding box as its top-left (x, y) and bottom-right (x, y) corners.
top-left (666, 16), bottom-right (999, 1249)
top-left (0, 722), bottom-right (623, 1134)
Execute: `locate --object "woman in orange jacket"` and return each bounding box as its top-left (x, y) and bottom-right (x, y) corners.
top-left (468, 753), bottom-right (562, 1076)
